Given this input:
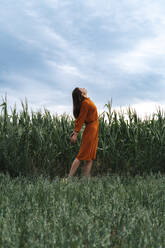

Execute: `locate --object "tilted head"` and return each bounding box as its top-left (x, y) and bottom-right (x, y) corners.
top-left (72, 87), bottom-right (88, 118)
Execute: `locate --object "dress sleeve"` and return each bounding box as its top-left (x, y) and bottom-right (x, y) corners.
top-left (74, 101), bottom-right (89, 133)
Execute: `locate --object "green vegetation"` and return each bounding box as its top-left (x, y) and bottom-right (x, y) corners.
top-left (0, 97), bottom-right (165, 177)
top-left (0, 173), bottom-right (164, 247)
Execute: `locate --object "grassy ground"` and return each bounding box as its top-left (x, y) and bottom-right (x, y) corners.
top-left (0, 173), bottom-right (165, 248)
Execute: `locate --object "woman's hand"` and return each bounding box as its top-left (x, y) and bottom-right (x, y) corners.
top-left (70, 131), bottom-right (78, 144)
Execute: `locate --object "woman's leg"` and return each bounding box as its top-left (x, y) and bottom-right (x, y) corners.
top-left (68, 158), bottom-right (81, 177)
top-left (82, 160), bottom-right (93, 177)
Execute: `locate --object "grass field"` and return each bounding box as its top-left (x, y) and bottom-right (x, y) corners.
top-left (0, 173), bottom-right (164, 248)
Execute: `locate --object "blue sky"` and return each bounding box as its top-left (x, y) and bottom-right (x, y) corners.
top-left (1, 0), bottom-right (165, 117)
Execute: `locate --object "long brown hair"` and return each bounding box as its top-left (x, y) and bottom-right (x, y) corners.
top-left (72, 87), bottom-right (85, 118)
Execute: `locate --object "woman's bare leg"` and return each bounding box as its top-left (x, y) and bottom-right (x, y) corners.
top-left (82, 160), bottom-right (93, 177)
top-left (68, 158), bottom-right (80, 177)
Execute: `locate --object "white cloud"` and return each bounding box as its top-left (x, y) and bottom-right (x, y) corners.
top-left (47, 60), bottom-right (86, 78)
top-left (112, 51), bottom-right (150, 74)
top-left (46, 0), bottom-right (70, 9)
top-left (40, 26), bottom-right (68, 50)
top-left (85, 0), bottom-right (165, 31)
top-left (111, 34), bottom-right (165, 74)
top-left (0, 73), bottom-right (71, 112)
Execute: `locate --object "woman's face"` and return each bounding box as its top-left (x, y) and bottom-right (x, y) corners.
top-left (79, 88), bottom-right (87, 96)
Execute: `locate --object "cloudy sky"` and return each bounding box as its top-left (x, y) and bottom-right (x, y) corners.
top-left (1, 0), bottom-right (165, 118)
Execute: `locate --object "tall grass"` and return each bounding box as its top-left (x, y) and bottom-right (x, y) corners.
top-left (0, 97), bottom-right (165, 177)
top-left (0, 173), bottom-right (165, 247)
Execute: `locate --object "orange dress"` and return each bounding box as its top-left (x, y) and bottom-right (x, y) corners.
top-left (74, 97), bottom-right (99, 161)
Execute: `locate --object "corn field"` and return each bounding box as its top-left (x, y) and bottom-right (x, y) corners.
top-left (0, 98), bottom-right (165, 177)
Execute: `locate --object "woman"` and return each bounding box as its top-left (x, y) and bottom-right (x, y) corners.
top-left (67, 87), bottom-right (99, 179)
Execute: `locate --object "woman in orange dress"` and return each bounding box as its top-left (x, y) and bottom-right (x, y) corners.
top-left (67, 87), bottom-right (99, 178)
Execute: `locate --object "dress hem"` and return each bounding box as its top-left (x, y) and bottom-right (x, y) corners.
top-left (76, 156), bottom-right (97, 161)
